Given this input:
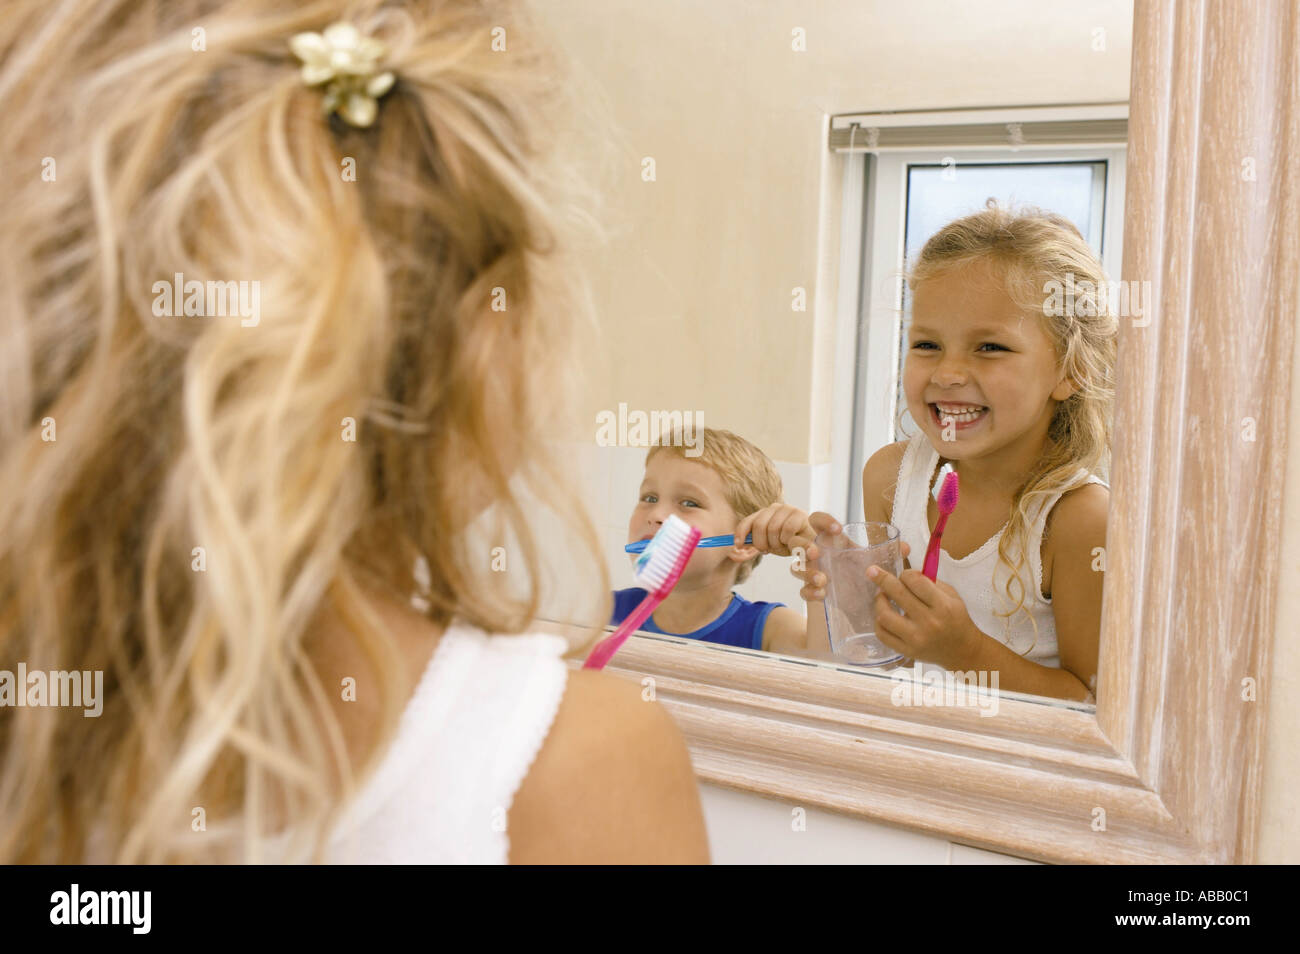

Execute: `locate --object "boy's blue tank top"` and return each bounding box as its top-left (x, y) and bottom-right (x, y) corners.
top-left (609, 588), bottom-right (783, 651)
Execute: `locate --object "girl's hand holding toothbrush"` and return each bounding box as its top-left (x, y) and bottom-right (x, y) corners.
top-left (863, 563), bottom-right (979, 670)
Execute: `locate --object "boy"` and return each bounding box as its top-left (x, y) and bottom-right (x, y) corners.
top-left (612, 427), bottom-right (811, 653)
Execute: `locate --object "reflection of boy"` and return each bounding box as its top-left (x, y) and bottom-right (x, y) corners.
top-left (612, 427), bottom-right (809, 653)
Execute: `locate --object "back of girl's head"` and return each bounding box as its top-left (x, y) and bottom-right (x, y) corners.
top-left (0, 0), bottom-right (609, 862)
top-left (905, 201), bottom-right (1117, 651)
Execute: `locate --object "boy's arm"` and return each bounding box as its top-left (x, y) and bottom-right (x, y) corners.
top-left (760, 604), bottom-right (826, 655)
top-left (801, 592), bottom-right (831, 654)
top-left (785, 527), bottom-right (833, 656)
top-left (759, 605), bottom-right (842, 657)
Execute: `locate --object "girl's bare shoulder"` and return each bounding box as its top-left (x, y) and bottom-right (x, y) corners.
top-left (861, 440), bottom-right (912, 523)
top-left (1046, 482), bottom-right (1110, 546)
top-left (1042, 482), bottom-right (1111, 594)
top-left (507, 667), bottom-right (710, 864)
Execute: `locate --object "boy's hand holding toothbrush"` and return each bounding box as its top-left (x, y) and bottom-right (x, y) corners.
top-left (734, 504), bottom-right (912, 574)
top-left (730, 503), bottom-right (819, 559)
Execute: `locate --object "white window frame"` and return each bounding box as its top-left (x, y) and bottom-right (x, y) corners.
top-left (831, 141), bottom-right (1126, 524)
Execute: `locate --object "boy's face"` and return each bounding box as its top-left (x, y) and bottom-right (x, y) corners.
top-left (904, 259), bottom-right (1076, 463)
top-left (628, 453), bottom-right (748, 585)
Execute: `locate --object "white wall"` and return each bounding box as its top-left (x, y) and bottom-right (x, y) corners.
top-left (699, 782), bottom-right (1037, 864)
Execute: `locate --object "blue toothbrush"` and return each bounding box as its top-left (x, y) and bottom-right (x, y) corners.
top-left (625, 533), bottom-right (751, 554)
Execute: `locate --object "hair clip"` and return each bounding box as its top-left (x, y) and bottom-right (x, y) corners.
top-left (289, 22), bottom-right (396, 128)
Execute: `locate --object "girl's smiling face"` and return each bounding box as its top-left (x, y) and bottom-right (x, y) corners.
top-left (905, 258), bottom-right (1076, 461)
top-left (629, 453), bottom-right (742, 582)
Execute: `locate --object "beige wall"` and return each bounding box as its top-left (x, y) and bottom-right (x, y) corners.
top-left (541, 0), bottom-right (1133, 463)
top-left (535, 0), bottom-right (1296, 862)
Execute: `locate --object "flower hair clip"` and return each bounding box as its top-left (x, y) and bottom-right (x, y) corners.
top-left (289, 22), bottom-right (396, 128)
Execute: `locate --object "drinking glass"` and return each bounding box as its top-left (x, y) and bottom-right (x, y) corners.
top-left (815, 521), bottom-right (905, 666)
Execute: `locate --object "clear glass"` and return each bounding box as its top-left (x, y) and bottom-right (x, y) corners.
top-left (815, 522), bottom-right (905, 667)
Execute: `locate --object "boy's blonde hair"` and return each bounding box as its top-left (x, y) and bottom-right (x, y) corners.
top-left (646, 427), bottom-right (783, 584)
top-left (902, 200), bottom-right (1117, 655)
top-left (0, 0), bottom-right (610, 862)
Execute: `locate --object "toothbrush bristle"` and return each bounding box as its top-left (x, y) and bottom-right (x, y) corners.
top-left (937, 471), bottom-right (960, 512)
top-left (634, 515), bottom-right (702, 595)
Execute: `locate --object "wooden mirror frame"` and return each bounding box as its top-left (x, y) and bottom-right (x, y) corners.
top-left (544, 0), bottom-right (1297, 863)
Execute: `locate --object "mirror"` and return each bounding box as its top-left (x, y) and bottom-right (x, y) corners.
top-left (534, 0), bottom-right (1133, 708)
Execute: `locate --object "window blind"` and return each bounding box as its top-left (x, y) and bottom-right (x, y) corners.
top-left (829, 104), bottom-right (1128, 152)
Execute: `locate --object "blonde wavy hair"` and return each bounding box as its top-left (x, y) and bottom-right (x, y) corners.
top-left (646, 427), bottom-right (783, 585)
top-left (0, 0), bottom-right (611, 862)
top-left (901, 201), bottom-right (1117, 656)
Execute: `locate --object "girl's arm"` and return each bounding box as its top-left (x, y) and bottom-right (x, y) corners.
top-left (1044, 485), bottom-right (1108, 700)
top-left (958, 625), bottom-right (1094, 701)
top-left (955, 485), bottom-right (1108, 701)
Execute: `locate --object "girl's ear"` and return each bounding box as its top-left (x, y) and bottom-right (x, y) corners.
top-left (1052, 375), bottom-right (1078, 402)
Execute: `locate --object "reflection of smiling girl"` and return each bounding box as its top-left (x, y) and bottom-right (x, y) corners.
top-left (793, 204), bottom-right (1115, 702)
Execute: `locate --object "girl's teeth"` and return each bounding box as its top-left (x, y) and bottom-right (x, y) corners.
top-left (935, 405), bottom-right (986, 422)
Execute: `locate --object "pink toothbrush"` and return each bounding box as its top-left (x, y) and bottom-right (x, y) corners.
top-left (922, 470), bottom-right (960, 581)
top-left (584, 514), bottom-right (702, 670)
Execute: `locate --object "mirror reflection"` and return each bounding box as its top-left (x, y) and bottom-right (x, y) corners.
top-left (544, 0), bottom-right (1133, 707)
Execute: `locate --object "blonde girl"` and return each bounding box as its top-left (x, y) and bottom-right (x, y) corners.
top-left (785, 202), bottom-right (1116, 702)
top-left (0, 0), bottom-right (708, 863)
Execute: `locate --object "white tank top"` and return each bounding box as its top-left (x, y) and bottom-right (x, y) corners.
top-left (84, 620), bottom-right (570, 864)
top-left (890, 433), bottom-right (1108, 669)
top-left (270, 620), bottom-right (570, 864)
top-left (322, 621), bottom-right (566, 868)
